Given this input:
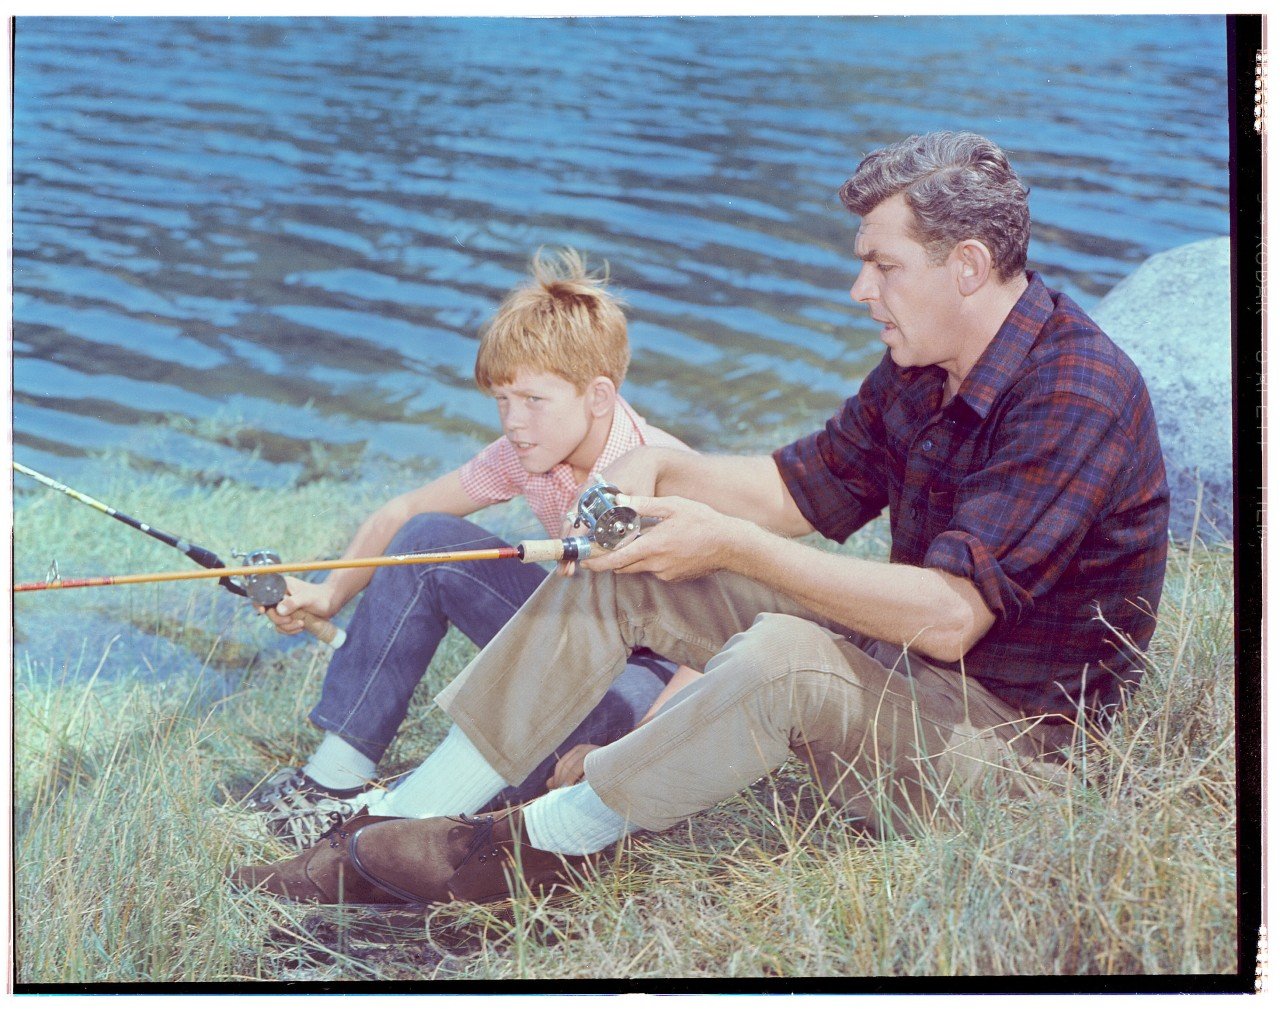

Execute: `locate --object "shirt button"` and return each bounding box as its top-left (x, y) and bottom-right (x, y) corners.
top-left (921, 438), bottom-right (934, 452)
top-left (911, 505), bottom-right (920, 519)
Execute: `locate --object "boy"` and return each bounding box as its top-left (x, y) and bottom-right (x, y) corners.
top-left (249, 248), bottom-right (698, 843)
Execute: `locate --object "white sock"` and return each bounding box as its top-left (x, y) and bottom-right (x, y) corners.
top-left (367, 723), bottom-right (505, 818)
top-left (302, 732), bottom-right (377, 791)
top-left (523, 781), bottom-right (633, 855)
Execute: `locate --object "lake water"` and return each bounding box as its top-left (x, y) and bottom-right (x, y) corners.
top-left (10, 15), bottom-right (1234, 679)
top-left (13, 14), bottom-right (1232, 483)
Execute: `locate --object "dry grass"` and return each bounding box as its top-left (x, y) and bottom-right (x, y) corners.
top-left (10, 461), bottom-right (1245, 988)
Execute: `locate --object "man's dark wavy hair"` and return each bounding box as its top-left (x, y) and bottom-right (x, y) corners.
top-left (839, 132), bottom-right (1031, 282)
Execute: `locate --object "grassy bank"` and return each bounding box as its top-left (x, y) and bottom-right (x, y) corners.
top-left (11, 459), bottom-right (1241, 986)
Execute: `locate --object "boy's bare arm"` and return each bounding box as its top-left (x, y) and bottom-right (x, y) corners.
top-left (267, 469), bottom-right (483, 631)
top-left (545, 664), bottom-right (705, 789)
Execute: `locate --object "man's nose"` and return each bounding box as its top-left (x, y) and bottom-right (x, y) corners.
top-left (850, 263), bottom-right (875, 304)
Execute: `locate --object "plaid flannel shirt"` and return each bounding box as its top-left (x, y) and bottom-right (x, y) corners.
top-left (774, 274), bottom-right (1170, 721)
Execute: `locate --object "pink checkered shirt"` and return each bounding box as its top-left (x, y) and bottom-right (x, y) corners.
top-left (457, 396), bottom-right (689, 536)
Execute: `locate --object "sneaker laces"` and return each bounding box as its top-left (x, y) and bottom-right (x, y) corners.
top-left (269, 792), bottom-right (357, 847)
top-left (246, 768), bottom-right (309, 810)
top-left (244, 768), bottom-right (358, 848)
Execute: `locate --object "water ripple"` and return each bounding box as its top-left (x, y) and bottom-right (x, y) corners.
top-left (13, 14), bottom-right (1232, 484)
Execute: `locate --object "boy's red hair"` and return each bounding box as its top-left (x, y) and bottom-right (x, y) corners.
top-left (475, 248), bottom-right (630, 392)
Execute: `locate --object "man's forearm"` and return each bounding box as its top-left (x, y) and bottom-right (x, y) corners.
top-left (721, 521), bottom-right (992, 663)
top-left (592, 456), bottom-right (989, 660)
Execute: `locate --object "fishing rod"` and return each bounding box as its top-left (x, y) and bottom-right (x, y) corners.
top-left (12, 461), bottom-right (346, 649)
top-left (13, 539), bottom-right (581, 591)
top-left (14, 461), bottom-right (249, 597)
top-left (13, 479), bottom-right (650, 629)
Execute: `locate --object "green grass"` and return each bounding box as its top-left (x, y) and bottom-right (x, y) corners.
top-left (11, 458), bottom-right (1242, 985)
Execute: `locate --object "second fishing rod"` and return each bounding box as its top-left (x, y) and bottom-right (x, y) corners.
top-left (13, 480), bottom-right (652, 614)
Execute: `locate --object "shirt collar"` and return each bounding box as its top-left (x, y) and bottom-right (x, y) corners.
top-left (952, 271), bottom-right (1054, 419)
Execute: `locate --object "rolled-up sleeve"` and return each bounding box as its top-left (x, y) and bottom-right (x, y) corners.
top-left (773, 377), bottom-right (890, 543)
top-left (924, 383), bottom-right (1132, 625)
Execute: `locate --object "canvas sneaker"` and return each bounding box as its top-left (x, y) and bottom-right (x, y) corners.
top-left (243, 767), bottom-right (369, 850)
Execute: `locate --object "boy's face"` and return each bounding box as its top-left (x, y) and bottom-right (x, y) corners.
top-left (489, 370), bottom-right (597, 475)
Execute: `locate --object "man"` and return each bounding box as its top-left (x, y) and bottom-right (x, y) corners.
top-left (232, 131), bottom-right (1169, 908)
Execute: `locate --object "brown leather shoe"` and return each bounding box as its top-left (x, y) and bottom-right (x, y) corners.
top-left (228, 807), bottom-right (409, 905)
top-left (346, 812), bottom-right (501, 903)
top-left (350, 807), bottom-right (601, 905)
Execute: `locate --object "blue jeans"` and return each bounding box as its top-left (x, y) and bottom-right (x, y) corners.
top-left (309, 513), bottom-right (671, 807)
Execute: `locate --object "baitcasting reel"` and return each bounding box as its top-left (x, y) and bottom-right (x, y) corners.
top-left (516, 480), bottom-right (650, 565)
top-left (571, 480), bottom-right (645, 551)
top-left (234, 548), bottom-right (295, 610)
top-left (235, 547), bottom-right (347, 649)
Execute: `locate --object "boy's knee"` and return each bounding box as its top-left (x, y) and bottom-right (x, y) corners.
top-left (389, 512), bottom-right (482, 553)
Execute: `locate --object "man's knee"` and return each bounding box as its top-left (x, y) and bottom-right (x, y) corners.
top-left (724, 612), bottom-right (846, 676)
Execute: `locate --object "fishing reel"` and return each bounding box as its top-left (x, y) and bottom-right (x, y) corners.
top-left (234, 548), bottom-right (347, 649)
top-left (233, 548), bottom-right (291, 609)
top-left (571, 480), bottom-right (645, 551)
top-left (516, 481), bottom-right (649, 565)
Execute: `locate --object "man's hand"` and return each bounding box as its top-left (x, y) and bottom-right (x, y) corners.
top-left (257, 576), bottom-right (341, 635)
top-left (581, 494), bottom-right (751, 582)
top-left (546, 743), bottom-right (600, 789)
top-left (555, 459), bottom-right (660, 577)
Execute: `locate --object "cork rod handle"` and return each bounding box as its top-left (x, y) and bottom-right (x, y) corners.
top-left (298, 611), bottom-right (348, 650)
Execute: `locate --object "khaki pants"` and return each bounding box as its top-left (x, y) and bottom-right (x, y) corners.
top-left (437, 569), bottom-right (1069, 837)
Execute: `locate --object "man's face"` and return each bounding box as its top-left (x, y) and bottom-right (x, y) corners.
top-left (849, 194), bottom-right (963, 372)
top-left (488, 369), bottom-right (595, 474)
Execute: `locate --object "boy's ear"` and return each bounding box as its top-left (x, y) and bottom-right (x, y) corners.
top-left (586, 376), bottom-right (618, 418)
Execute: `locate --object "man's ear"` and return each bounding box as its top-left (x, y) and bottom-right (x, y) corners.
top-left (954, 240), bottom-right (994, 296)
top-left (586, 376), bottom-right (618, 418)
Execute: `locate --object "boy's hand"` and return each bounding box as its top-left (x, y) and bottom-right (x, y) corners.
top-left (546, 743), bottom-right (600, 789)
top-left (257, 576), bottom-right (341, 634)
top-left (581, 494), bottom-right (749, 583)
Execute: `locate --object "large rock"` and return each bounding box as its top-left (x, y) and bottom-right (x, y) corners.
top-left (1091, 237), bottom-right (1234, 543)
